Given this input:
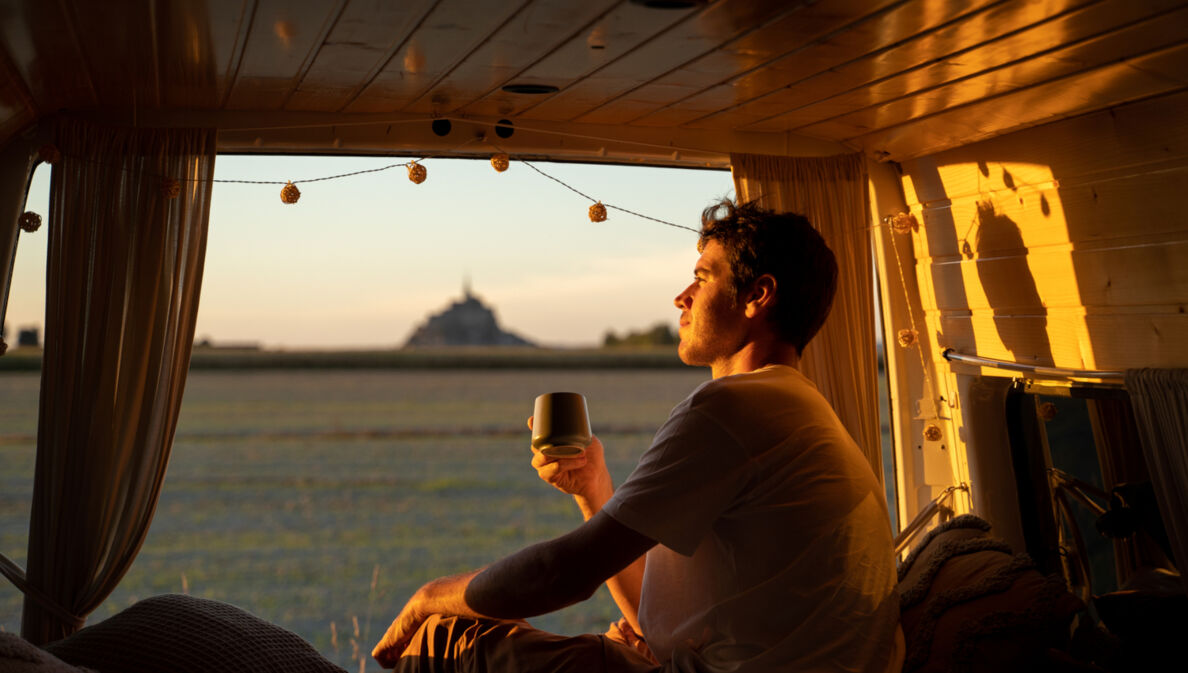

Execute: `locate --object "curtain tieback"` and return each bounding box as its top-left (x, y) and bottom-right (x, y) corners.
top-left (0, 553), bottom-right (87, 629)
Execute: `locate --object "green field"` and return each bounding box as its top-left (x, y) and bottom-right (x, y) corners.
top-left (0, 345), bottom-right (690, 372)
top-left (1, 368), bottom-right (708, 671)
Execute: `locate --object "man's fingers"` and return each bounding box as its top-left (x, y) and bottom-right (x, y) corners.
top-left (372, 637), bottom-right (401, 669)
top-left (373, 612), bottom-right (419, 669)
top-left (531, 453), bottom-right (587, 472)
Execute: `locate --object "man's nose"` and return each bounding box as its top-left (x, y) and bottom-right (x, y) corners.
top-left (674, 287), bottom-right (692, 309)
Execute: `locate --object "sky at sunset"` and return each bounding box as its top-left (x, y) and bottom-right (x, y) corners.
top-left (7, 156), bottom-right (734, 349)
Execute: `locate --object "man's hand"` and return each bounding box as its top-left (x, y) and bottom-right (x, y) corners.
top-left (372, 571), bottom-right (481, 669)
top-left (371, 589), bottom-right (428, 668)
top-left (606, 617), bottom-right (656, 663)
top-left (528, 416), bottom-right (613, 507)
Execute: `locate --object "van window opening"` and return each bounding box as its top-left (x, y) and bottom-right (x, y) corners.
top-left (1, 156), bottom-right (894, 661)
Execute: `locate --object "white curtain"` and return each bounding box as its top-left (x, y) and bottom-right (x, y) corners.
top-left (6, 117), bottom-right (215, 644)
top-left (1124, 368), bottom-right (1188, 594)
top-left (730, 152), bottom-right (882, 481)
top-left (0, 136), bottom-right (37, 350)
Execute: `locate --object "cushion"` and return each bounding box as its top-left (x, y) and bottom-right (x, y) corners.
top-left (43, 594), bottom-right (346, 673)
top-left (896, 515), bottom-right (1084, 673)
top-left (0, 631), bottom-right (94, 673)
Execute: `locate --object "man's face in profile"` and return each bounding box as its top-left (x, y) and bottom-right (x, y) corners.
top-left (673, 240), bottom-right (748, 368)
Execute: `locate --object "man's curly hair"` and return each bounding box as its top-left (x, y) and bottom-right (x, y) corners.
top-left (699, 199), bottom-right (838, 354)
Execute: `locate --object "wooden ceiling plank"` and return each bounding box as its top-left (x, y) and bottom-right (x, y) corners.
top-left (625, 0), bottom-right (963, 128)
top-left (277, 0), bottom-right (351, 109)
top-left (522, 0), bottom-right (794, 123)
top-left (61, 0), bottom-right (160, 109)
top-left (345, 0), bottom-right (529, 114)
top-left (669, 0), bottom-right (1004, 131)
top-left (798, 9), bottom-right (1188, 143)
top-left (0, 13), bottom-right (40, 131)
top-left (626, 93), bottom-right (731, 128)
top-left (0, 0), bottom-right (99, 112)
top-left (580, 0), bottom-right (904, 126)
top-left (0, 75), bottom-right (36, 146)
top-left (224, 0), bottom-right (346, 110)
top-left (458, 1), bottom-right (698, 120)
top-left (286, 0), bottom-right (438, 112)
top-left (399, 0), bottom-right (623, 117)
top-left (850, 42), bottom-right (1188, 161)
top-left (747, 0), bottom-right (1186, 132)
top-left (217, 0), bottom-right (257, 108)
top-left (158, 0), bottom-right (255, 110)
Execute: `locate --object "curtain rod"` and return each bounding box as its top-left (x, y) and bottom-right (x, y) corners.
top-left (941, 349), bottom-right (1125, 382)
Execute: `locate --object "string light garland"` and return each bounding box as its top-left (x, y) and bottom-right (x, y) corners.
top-left (18, 211), bottom-right (41, 232)
top-left (39, 139), bottom-right (698, 234)
top-left (885, 211), bottom-right (944, 435)
top-left (515, 157), bottom-right (698, 233)
top-left (1038, 402), bottom-right (1058, 422)
top-left (896, 328), bottom-right (918, 348)
top-left (280, 181), bottom-right (301, 204)
top-left (923, 424), bottom-right (943, 442)
top-left (161, 178), bottom-right (181, 199)
top-left (890, 211), bottom-right (917, 234)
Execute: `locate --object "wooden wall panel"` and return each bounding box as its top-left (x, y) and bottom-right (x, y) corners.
top-left (903, 92), bottom-right (1188, 199)
top-left (916, 169), bottom-right (1188, 259)
top-left (926, 241), bottom-right (1188, 311)
top-left (857, 43), bottom-right (1188, 162)
top-left (899, 91), bottom-right (1188, 372)
top-left (935, 310), bottom-right (1187, 372)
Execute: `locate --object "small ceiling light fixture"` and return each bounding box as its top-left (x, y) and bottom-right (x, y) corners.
top-left (494, 119), bottom-right (515, 139)
top-left (431, 119), bottom-right (452, 136)
top-left (501, 83), bottom-right (559, 95)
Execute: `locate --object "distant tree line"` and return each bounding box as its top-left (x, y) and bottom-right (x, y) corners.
top-left (603, 323), bottom-right (678, 347)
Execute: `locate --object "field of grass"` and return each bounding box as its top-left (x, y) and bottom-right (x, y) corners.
top-left (0, 345), bottom-right (690, 372)
top-left (1, 367), bottom-right (708, 671)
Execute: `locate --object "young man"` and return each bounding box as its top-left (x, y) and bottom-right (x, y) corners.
top-left (373, 200), bottom-right (903, 672)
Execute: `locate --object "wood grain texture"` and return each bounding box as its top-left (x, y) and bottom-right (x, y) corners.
top-left (900, 89), bottom-right (1188, 372)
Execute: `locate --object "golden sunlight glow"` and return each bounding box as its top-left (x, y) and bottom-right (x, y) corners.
top-left (914, 161), bottom-right (1098, 370)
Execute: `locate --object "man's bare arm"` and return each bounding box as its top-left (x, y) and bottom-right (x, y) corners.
top-left (466, 510), bottom-right (654, 617)
top-left (531, 434), bottom-right (647, 633)
top-left (371, 510), bottom-right (655, 668)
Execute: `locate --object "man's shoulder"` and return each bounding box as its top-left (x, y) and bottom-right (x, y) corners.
top-left (688, 365), bottom-right (810, 404)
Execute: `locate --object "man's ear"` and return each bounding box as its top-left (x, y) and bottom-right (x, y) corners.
top-left (743, 274), bottom-right (777, 318)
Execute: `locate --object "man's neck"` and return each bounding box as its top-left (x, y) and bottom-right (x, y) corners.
top-left (710, 340), bottom-right (800, 379)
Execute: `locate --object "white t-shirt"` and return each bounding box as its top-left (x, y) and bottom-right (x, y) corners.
top-left (602, 365), bottom-right (902, 673)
